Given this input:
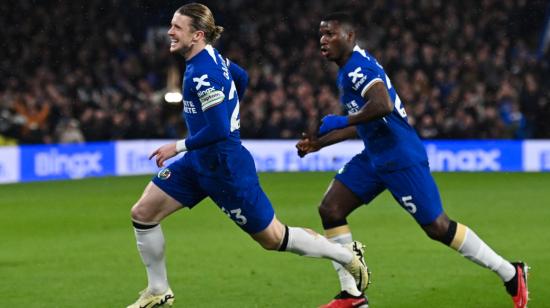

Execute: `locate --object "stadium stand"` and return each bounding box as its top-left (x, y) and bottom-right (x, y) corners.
top-left (1, 0), bottom-right (549, 145)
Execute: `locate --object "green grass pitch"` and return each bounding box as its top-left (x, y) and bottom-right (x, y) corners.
top-left (1, 172), bottom-right (549, 307)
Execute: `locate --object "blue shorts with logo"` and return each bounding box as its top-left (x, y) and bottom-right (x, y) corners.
top-left (335, 153), bottom-right (443, 225)
top-left (152, 145), bottom-right (275, 234)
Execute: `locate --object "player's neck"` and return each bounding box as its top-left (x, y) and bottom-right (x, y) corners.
top-left (184, 42), bottom-right (207, 61)
top-left (336, 49), bottom-right (353, 67)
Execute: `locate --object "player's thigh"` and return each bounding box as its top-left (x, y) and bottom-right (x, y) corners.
top-left (381, 162), bottom-right (443, 225)
top-left (332, 153), bottom-right (385, 211)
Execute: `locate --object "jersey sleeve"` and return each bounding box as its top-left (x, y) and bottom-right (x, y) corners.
top-left (185, 68), bottom-right (230, 150)
top-left (343, 59), bottom-right (385, 98)
top-left (226, 58), bottom-right (249, 100)
top-left (192, 68), bottom-right (226, 112)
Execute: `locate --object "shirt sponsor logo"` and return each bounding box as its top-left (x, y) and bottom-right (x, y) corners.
top-left (193, 74), bottom-right (210, 90)
top-left (348, 67), bottom-right (368, 91)
top-left (345, 100), bottom-right (360, 114)
top-left (348, 67), bottom-right (364, 83)
top-left (183, 100), bottom-right (197, 114)
top-left (197, 87), bottom-right (215, 97)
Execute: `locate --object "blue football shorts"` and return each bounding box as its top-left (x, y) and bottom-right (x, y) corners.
top-left (335, 153), bottom-right (443, 225)
top-left (152, 147), bottom-right (275, 234)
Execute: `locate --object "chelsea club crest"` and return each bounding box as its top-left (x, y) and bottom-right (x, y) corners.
top-left (157, 168), bottom-right (171, 180)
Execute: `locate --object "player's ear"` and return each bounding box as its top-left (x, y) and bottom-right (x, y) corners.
top-left (346, 29), bottom-right (355, 43)
top-left (192, 30), bottom-right (205, 44)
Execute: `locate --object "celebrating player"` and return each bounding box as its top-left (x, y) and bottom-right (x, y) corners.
top-left (296, 12), bottom-right (529, 308)
top-left (127, 4), bottom-right (369, 308)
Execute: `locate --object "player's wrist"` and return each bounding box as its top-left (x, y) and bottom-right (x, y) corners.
top-left (339, 116), bottom-right (349, 127)
top-left (312, 139), bottom-right (324, 150)
top-left (175, 139), bottom-right (187, 153)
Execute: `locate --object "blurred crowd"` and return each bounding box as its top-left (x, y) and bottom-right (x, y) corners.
top-left (0, 0), bottom-right (180, 145)
top-left (1, 0), bottom-right (549, 145)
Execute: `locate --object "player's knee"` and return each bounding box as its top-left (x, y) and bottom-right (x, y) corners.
top-left (425, 227), bottom-right (445, 242)
top-left (318, 200), bottom-right (346, 222)
top-left (130, 200), bottom-right (155, 223)
top-left (423, 217), bottom-right (450, 242)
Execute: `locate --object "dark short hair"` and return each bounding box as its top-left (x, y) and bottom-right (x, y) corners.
top-left (321, 11), bottom-right (356, 28)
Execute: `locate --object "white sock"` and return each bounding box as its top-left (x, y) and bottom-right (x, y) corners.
top-left (327, 231), bottom-right (362, 296)
top-left (285, 227), bottom-right (353, 265)
top-left (134, 224), bottom-right (169, 294)
top-left (452, 223), bottom-right (516, 282)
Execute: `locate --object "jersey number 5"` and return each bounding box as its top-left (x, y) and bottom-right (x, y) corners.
top-left (400, 195), bottom-right (417, 214)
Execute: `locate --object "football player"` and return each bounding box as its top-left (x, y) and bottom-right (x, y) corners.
top-left (297, 11), bottom-right (528, 308)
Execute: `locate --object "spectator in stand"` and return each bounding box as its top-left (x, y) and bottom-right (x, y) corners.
top-left (56, 119), bottom-right (85, 144)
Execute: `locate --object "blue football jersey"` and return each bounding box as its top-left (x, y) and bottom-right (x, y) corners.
top-left (182, 45), bottom-right (241, 153)
top-left (337, 45), bottom-right (427, 171)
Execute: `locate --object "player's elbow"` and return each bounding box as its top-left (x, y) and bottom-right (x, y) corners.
top-left (241, 73), bottom-right (249, 88)
top-left (380, 97), bottom-right (393, 116)
top-left (368, 99), bottom-right (392, 120)
top-left (207, 125), bottom-right (230, 144)
top-left (236, 74), bottom-right (249, 99)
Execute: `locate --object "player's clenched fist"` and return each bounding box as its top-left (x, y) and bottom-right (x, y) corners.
top-left (296, 132), bottom-right (321, 158)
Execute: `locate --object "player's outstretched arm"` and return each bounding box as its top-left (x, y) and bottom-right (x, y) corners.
top-left (296, 126), bottom-right (356, 157)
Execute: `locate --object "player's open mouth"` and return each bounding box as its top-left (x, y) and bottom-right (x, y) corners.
top-left (170, 39), bottom-right (179, 47)
top-left (320, 46), bottom-right (329, 56)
